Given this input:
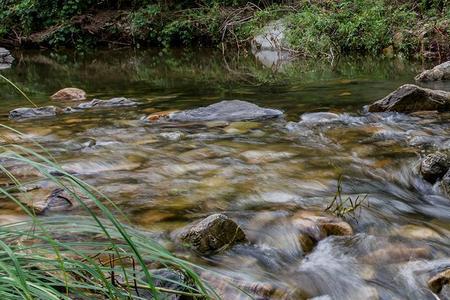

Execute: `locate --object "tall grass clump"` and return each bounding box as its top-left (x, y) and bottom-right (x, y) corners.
top-left (0, 124), bottom-right (215, 299)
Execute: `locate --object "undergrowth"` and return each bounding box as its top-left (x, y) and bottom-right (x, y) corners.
top-left (0, 0), bottom-right (448, 58)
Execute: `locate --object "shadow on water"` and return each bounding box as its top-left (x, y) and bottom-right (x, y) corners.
top-left (1, 49), bottom-right (450, 299)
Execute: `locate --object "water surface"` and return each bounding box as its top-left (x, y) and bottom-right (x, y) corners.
top-left (1, 49), bottom-right (450, 299)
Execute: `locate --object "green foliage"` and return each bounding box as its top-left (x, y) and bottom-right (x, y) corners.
top-left (0, 0), bottom-right (448, 55)
top-left (325, 176), bottom-right (369, 221)
top-left (285, 0), bottom-right (420, 56)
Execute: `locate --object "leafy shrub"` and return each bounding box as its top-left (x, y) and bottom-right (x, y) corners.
top-left (285, 0), bottom-right (419, 56)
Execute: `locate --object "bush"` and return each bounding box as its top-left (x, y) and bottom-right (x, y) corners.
top-left (284, 0), bottom-right (419, 56)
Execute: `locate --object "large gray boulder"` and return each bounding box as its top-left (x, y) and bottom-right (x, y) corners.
top-left (415, 61), bottom-right (450, 82)
top-left (168, 100), bottom-right (283, 122)
top-left (9, 106), bottom-right (58, 120)
top-left (176, 213), bottom-right (247, 255)
top-left (367, 84), bottom-right (450, 113)
top-left (0, 47), bottom-right (14, 69)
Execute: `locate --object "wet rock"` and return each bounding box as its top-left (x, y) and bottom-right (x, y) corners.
top-left (318, 219), bottom-right (353, 236)
top-left (0, 47), bottom-right (14, 69)
top-left (168, 100), bottom-right (283, 122)
top-left (145, 110), bottom-right (179, 122)
top-left (291, 212), bottom-right (353, 252)
top-left (240, 150), bottom-right (294, 164)
top-left (393, 224), bottom-right (441, 240)
top-left (9, 106), bottom-right (59, 120)
top-left (299, 112), bottom-right (340, 124)
top-left (64, 137), bottom-right (96, 151)
top-left (428, 269), bottom-right (450, 293)
top-left (298, 233), bottom-right (316, 253)
top-left (176, 213), bottom-right (247, 255)
top-left (51, 88), bottom-right (86, 101)
top-left (366, 84), bottom-right (450, 113)
top-left (360, 244), bottom-right (431, 264)
top-left (21, 188), bottom-right (78, 214)
top-left (415, 61), bottom-right (450, 82)
top-left (74, 97), bottom-right (137, 109)
top-left (224, 121), bottom-right (260, 134)
top-left (420, 152), bottom-right (449, 183)
top-left (123, 268), bottom-right (193, 300)
top-left (159, 131), bottom-right (184, 141)
top-left (199, 269), bottom-right (306, 300)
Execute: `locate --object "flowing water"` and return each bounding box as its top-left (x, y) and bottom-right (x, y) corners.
top-left (1, 49), bottom-right (450, 299)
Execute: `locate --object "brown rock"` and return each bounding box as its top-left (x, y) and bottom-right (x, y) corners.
top-left (177, 214), bottom-right (247, 255)
top-left (367, 84), bottom-right (450, 113)
top-left (19, 188), bottom-right (85, 214)
top-left (51, 88), bottom-right (86, 101)
top-left (420, 152), bottom-right (449, 183)
top-left (146, 110), bottom-right (178, 122)
top-left (319, 220), bottom-right (353, 236)
top-left (291, 212), bottom-right (353, 253)
top-left (428, 269), bottom-right (450, 293)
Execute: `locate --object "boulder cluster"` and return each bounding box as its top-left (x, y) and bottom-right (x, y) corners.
top-left (367, 61), bottom-right (450, 113)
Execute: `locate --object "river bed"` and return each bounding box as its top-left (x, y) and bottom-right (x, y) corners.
top-left (1, 49), bottom-right (450, 299)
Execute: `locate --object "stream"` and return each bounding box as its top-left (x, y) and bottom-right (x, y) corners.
top-left (1, 49), bottom-right (450, 299)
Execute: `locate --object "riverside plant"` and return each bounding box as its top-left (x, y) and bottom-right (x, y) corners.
top-left (0, 126), bottom-right (218, 299)
top-left (325, 175), bottom-right (369, 222)
top-left (0, 76), bottom-right (215, 299)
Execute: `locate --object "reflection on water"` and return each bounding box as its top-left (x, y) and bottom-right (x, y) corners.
top-left (1, 49), bottom-right (450, 299)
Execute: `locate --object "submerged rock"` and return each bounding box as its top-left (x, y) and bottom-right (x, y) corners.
top-left (168, 100), bottom-right (283, 122)
top-left (428, 269), bottom-right (450, 293)
top-left (159, 131), bottom-right (184, 141)
top-left (135, 268), bottom-right (193, 300)
top-left (240, 150), bottom-right (294, 164)
top-left (74, 97), bottom-right (137, 109)
top-left (9, 106), bottom-right (59, 120)
top-left (360, 244), bottom-right (431, 264)
top-left (291, 212), bottom-right (353, 253)
top-left (420, 152), bottom-right (449, 183)
top-left (118, 268), bottom-right (193, 300)
top-left (146, 110), bottom-right (179, 122)
top-left (51, 88), bottom-right (86, 101)
top-left (415, 61), bottom-right (450, 82)
top-left (176, 213), bottom-right (247, 255)
top-left (223, 121), bottom-right (260, 134)
top-left (21, 188), bottom-right (78, 214)
top-left (367, 84), bottom-right (450, 113)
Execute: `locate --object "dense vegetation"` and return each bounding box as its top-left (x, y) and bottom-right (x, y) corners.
top-left (0, 0), bottom-right (449, 57)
